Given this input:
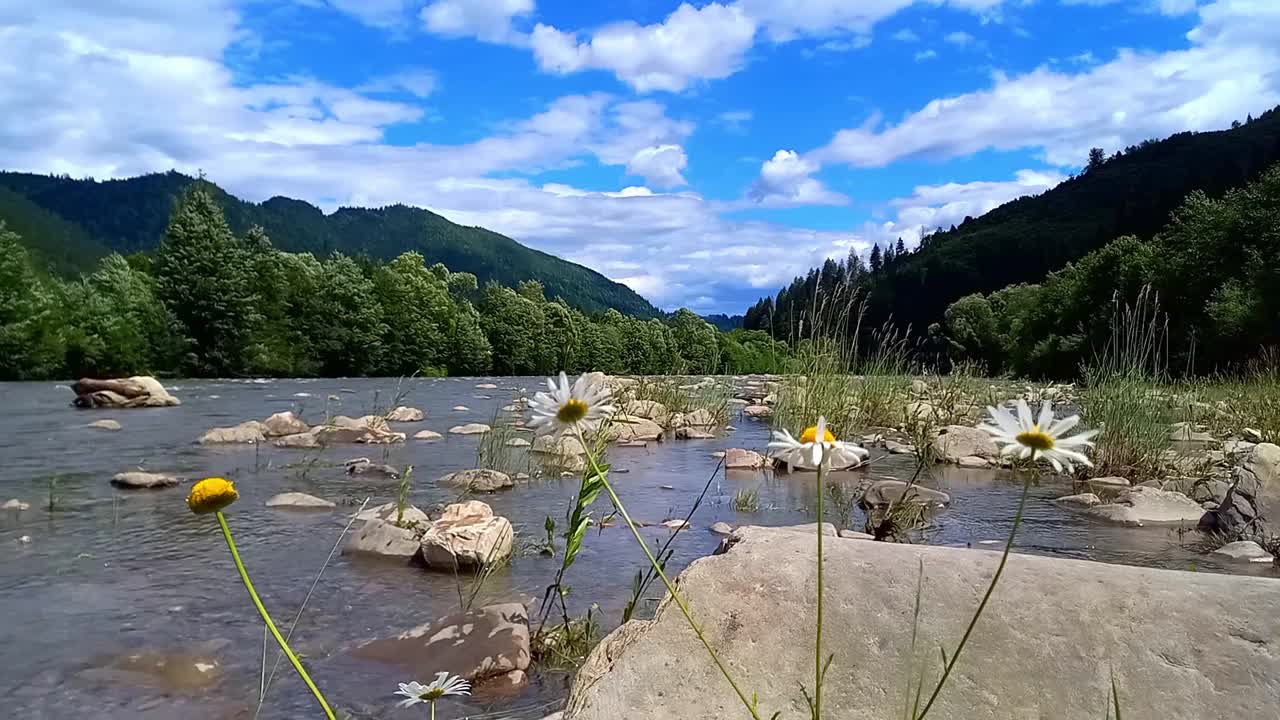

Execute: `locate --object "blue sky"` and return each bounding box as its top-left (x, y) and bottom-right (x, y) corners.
top-left (4, 1), bottom-right (1278, 313)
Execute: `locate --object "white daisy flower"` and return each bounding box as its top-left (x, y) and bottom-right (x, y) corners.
top-left (395, 672), bottom-right (472, 708)
top-left (528, 371), bottom-right (615, 436)
top-left (979, 399), bottom-right (1098, 473)
top-left (768, 416), bottom-right (870, 471)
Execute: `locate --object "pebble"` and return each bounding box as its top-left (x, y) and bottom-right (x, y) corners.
top-left (18, 535), bottom-right (32, 544)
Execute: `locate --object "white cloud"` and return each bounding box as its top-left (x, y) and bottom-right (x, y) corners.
top-left (1061, 0), bottom-right (1198, 15)
top-left (884, 169), bottom-right (1066, 244)
top-left (944, 30), bottom-right (975, 46)
top-left (356, 68), bottom-right (439, 98)
top-left (814, 0), bottom-right (1280, 169)
top-left (748, 150), bottom-right (848, 207)
top-left (893, 28), bottom-right (921, 42)
top-left (716, 110), bottom-right (753, 133)
top-left (323, 0), bottom-right (412, 28)
top-left (915, 49), bottom-right (938, 61)
top-left (625, 145), bottom-right (689, 188)
top-left (735, 0), bottom-right (1007, 42)
top-left (530, 3), bottom-right (757, 93)
top-left (419, 0), bottom-right (533, 43)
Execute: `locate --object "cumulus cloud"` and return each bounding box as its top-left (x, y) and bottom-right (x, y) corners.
top-left (884, 169), bottom-right (1066, 245)
top-left (323, 0), bottom-right (413, 28)
top-left (735, 0), bottom-right (1007, 42)
top-left (419, 0), bottom-right (533, 43)
top-left (812, 0), bottom-right (1280, 168)
top-left (747, 150), bottom-right (848, 207)
top-left (625, 145), bottom-right (689, 188)
top-left (530, 3), bottom-right (757, 93)
top-left (356, 68), bottom-right (439, 98)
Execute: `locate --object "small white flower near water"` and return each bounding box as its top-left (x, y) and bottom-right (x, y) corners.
top-left (395, 672), bottom-right (471, 710)
top-left (980, 399), bottom-right (1098, 472)
top-left (527, 371), bottom-right (615, 436)
top-left (768, 416), bottom-right (870, 471)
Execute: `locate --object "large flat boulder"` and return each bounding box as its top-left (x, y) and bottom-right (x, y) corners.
top-left (352, 603), bottom-right (530, 683)
top-left (386, 406), bottom-right (425, 422)
top-left (313, 415), bottom-right (405, 444)
top-left (932, 425), bottom-right (998, 464)
top-left (606, 415), bottom-right (665, 442)
top-left (72, 376), bottom-right (180, 408)
top-left (111, 472), bottom-right (179, 489)
top-left (439, 468), bottom-right (513, 493)
top-left (565, 526), bottom-right (1280, 720)
top-left (261, 411), bottom-right (309, 437)
top-left (198, 421), bottom-right (267, 445)
top-left (419, 501), bottom-right (513, 570)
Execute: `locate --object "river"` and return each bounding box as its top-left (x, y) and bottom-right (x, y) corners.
top-left (1, 377), bottom-right (1271, 719)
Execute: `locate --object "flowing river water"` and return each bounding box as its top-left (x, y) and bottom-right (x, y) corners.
top-left (1, 377), bottom-right (1273, 719)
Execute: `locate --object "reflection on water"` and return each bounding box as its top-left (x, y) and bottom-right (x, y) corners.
top-left (0, 378), bottom-right (1272, 718)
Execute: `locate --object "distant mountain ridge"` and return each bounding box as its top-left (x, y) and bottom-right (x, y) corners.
top-left (0, 170), bottom-right (659, 317)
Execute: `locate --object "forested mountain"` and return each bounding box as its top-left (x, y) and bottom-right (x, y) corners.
top-left (745, 107), bottom-right (1280, 348)
top-left (0, 171), bottom-right (658, 317)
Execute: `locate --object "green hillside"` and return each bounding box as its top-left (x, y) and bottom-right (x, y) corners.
top-left (0, 171), bottom-right (658, 317)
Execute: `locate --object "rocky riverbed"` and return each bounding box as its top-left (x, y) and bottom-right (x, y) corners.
top-left (1, 375), bottom-right (1275, 719)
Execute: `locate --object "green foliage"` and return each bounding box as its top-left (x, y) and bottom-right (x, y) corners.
top-left (0, 223), bottom-right (63, 379)
top-left (731, 486), bottom-right (760, 513)
top-left (670, 308), bottom-right (721, 374)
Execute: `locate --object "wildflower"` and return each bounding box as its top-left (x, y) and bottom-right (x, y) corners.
top-left (980, 399), bottom-right (1098, 472)
top-left (528, 371), bottom-right (615, 435)
top-left (395, 673), bottom-right (472, 709)
top-left (186, 477), bottom-right (239, 514)
top-left (768, 416), bottom-right (870, 470)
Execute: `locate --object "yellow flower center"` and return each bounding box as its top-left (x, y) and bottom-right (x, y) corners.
top-left (556, 399), bottom-right (589, 424)
top-left (1015, 427), bottom-right (1055, 451)
top-left (187, 477), bottom-right (239, 515)
top-left (800, 426), bottom-right (836, 444)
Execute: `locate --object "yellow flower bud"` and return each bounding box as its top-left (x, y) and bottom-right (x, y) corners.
top-left (187, 477), bottom-right (239, 515)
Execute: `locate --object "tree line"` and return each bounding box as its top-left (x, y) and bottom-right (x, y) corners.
top-left (0, 184), bottom-right (788, 380)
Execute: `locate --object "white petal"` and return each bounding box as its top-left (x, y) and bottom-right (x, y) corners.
top-left (1037, 401), bottom-right (1053, 431)
top-left (1048, 455), bottom-right (1062, 473)
top-left (1016, 399), bottom-right (1033, 432)
top-left (1019, 445), bottom-right (1032, 459)
top-left (1056, 429), bottom-right (1099, 448)
top-left (1047, 414), bottom-right (1080, 437)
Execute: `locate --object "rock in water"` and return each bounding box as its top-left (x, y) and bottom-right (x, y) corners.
top-left (313, 415), bottom-right (405, 444)
top-left (386, 406), bottom-right (425, 422)
top-left (419, 501), bottom-right (513, 570)
top-left (344, 458), bottom-right (400, 478)
top-left (345, 520), bottom-right (421, 559)
top-left (563, 526), bottom-right (1280, 720)
top-left (2, 499), bottom-right (31, 511)
top-left (709, 522), bottom-right (733, 535)
top-left (413, 429), bottom-right (443, 441)
top-left (1054, 493), bottom-right (1102, 508)
top-left (1211, 540), bottom-right (1274, 562)
top-left (274, 432), bottom-right (321, 449)
top-left (723, 448), bottom-right (768, 470)
top-left (355, 502), bottom-right (430, 527)
top-left (438, 469), bottom-right (514, 493)
top-left (261, 411), bottom-right (309, 437)
top-left (265, 492), bottom-right (335, 509)
top-left (71, 376), bottom-right (180, 408)
top-left (351, 603), bottom-right (530, 683)
top-left (198, 421), bottom-right (267, 445)
top-left (606, 415), bottom-right (665, 442)
top-left (448, 423), bottom-right (491, 435)
top-left (742, 404), bottom-right (772, 419)
top-left (931, 425), bottom-right (998, 464)
top-left (87, 419), bottom-right (122, 431)
top-left (861, 480), bottom-right (950, 508)
top-left (111, 472), bottom-right (179, 489)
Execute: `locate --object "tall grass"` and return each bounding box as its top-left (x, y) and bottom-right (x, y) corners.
top-left (475, 401), bottom-right (530, 477)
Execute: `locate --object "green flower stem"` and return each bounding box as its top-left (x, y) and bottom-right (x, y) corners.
top-left (914, 468), bottom-right (1034, 720)
top-left (575, 428), bottom-right (766, 720)
top-left (215, 511), bottom-right (335, 720)
top-left (814, 458), bottom-right (826, 719)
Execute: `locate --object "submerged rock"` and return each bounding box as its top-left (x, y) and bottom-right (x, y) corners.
top-left (1054, 492), bottom-right (1102, 508)
top-left (861, 480), bottom-right (950, 508)
top-left (386, 406), bottom-right (425, 422)
top-left (419, 501), bottom-right (513, 570)
top-left (448, 423), bottom-right (491, 435)
top-left (723, 448), bottom-right (769, 470)
top-left (344, 458), bottom-right (400, 478)
top-left (198, 421), bottom-right (266, 445)
top-left (676, 427), bottom-right (715, 440)
top-left (564, 525), bottom-right (1280, 720)
top-left (413, 429), bottom-right (444, 441)
top-left (79, 640), bottom-right (226, 692)
top-left (439, 468), bottom-right (513, 493)
top-left (72, 376), bottom-right (180, 409)
top-left (265, 492), bottom-right (335, 509)
top-left (1211, 540), bottom-right (1274, 562)
top-left (111, 472), bottom-right (179, 489)
top-left (352, 603), bottom-right (530, 684)
top-left (87, 419), bottom-right (122, 431)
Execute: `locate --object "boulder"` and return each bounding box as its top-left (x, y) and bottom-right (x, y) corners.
top-left (419, 501), bottom-right (514, 570)
top-left (344, 458), bottom-right (400, 478)
top-left (723, 448), bottom-right (769, 470)
top-left (476, 383), bottom-right (499, 389)
top-left (352, 603), bottom-right (529, 683)
top-left (198, 421), bottom-right (266, 445)
top-left (564, 525), bottom-right (1280, 720)
top-left (1085, 504), bottom-right (1143, 526)
top-left (1054, 492), bottom-right (1102, 508)
top-left (386, 406), bottom-right (425, 422)
top-left (1121, 486), bottom-right (1207, 524)
top-left (661, 519), bottom-right (690, 530)
top-left (355, 502), bottom-right (430, 527)
top-left (313, 415), bottom-right (405, 444)
top-left (683, 408), bottom-right (719, 428)
top-left (413, 429), bottom-right (443, 441)
top-left (710, 522), bottom-right (734, 535)
top-left (71, 376), bottom-right (180, 408)
top-left (884, 439), bottom-right (915, 455)
top-left (87, 419), bottom-right (122, 431)
top-left (957, 455), bottom-right (990, 469)
top-left (346, 520), bottom-right (422, 558)
top-left (607, 415), bottom-right (665, 442)
top-left (3, 499), bottom-right (31, 511)
top-left (533, 434), bottom-right (586, 456)
top-left (838, 529), bottom-right (875, 540)
top-left (676, 427), bottom-right (715, 440)
top-left (1211, 540), bottom-right (1274, 562)
top-left (505, 437), bottom-right (531, 448)
top-left (861, 480), bottom-right (951, 508)
top-left (623, 400), bottom-right (671, 425)
top-left (448, 423), bottom-right (491, 435)
top-left (265, 492), bottom-right (335, 509)
top-left (111, 472), bottom-right (179, 489)
top-left (1170, 422), bottom-right (1216, 445)
top-left (742, 405), bottom-right (772, 419)
top-left (261, 411), bottom-right (309, 437)
top-left (439, 469), bottom-right (514, 493)
top-left (453, 405), bottom-right (470, 412)
top-left (1200, 443), bottom-right (1280, 536)
top-left (932, 425), bottom-right (998, 463)
top-left (1087, 476), bottom-right (1131, 489)
top-left (273, 432), bottom-right (321, 449)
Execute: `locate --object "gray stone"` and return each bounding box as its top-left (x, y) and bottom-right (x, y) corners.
top-left (1088, 476), bottom-right (1131, 489)
top-left (355, 502), bottom-right (430, 527)
top-left (676, 427), bottom-right (715, 440)
top-left (710, 522), bottom-right (733, 535)
top-left (344, 458), bottom-right (400, 478)
top-left (661, 519), bottom-right (690, 530)
top-left (314, 415), bottom-right (405, 444)
top-left (932, 425), bottom-right (998, 463)
top-left (386, 406), bottom-right (425, 422)
top-left (884, 440), bottom-right (915, 455)
top-left (683, 408), bottom-right (718, 428)
top-left (957, 455), bottom-right (990, 468)
top-left (448, 423), bottom-right (491, 435)
top-left (439, 468), bottom-right (514, 493)
top-left (1122, 486), bottom-right (1207, 524)
top-left (273, 431), bottom-right (322, 449)
top-left (533, 434), bottom-right (586, 456)
top-left (1054, 492), bottom-right (1101, 508)
top-left (564, 525), bottom-right (1280, 720)
top-left (623, 399), bottom-right (670, 425)
top-left (1211, 540), bottom-right (1274, 562)
top-left (261, 411), bottom-right (309, 437)
top-left (861, 480), bottom-right (950, 508)
top-left (111, 472), bottom-right (178, 489)
top-left (198, 421), bottom-right (266, 445)
top-left (265, 492), bottom-right (335, 509)
top-left (607, 415), bottom-right (665, 442)
top-left (420, 501), bottom-right (513, 570)
top-left (452, 405), bottom-right (470, 412)
top-left (345, 519), bottom-right (421, 558)
top-left (1085, 503), bottom-right (1143, 526)
top-left (1200, 443), bottom-right (1280, 536)
top-left (723, 448), bottom-right (768, 470)
top-left (87, 419), bottom-right (122, 431)
top-left (742, 404), bottom-right (772, 418)
top-left (505, 437), bottom-right (532, 447)
top-left (72, 376), bottom-right (180, 408)
top-left (838, 529), bottom-right (875, 540)
top-left (413, 429), bottom-right (443, 441)
top-left (352, 603), bottom-right (530, 683)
